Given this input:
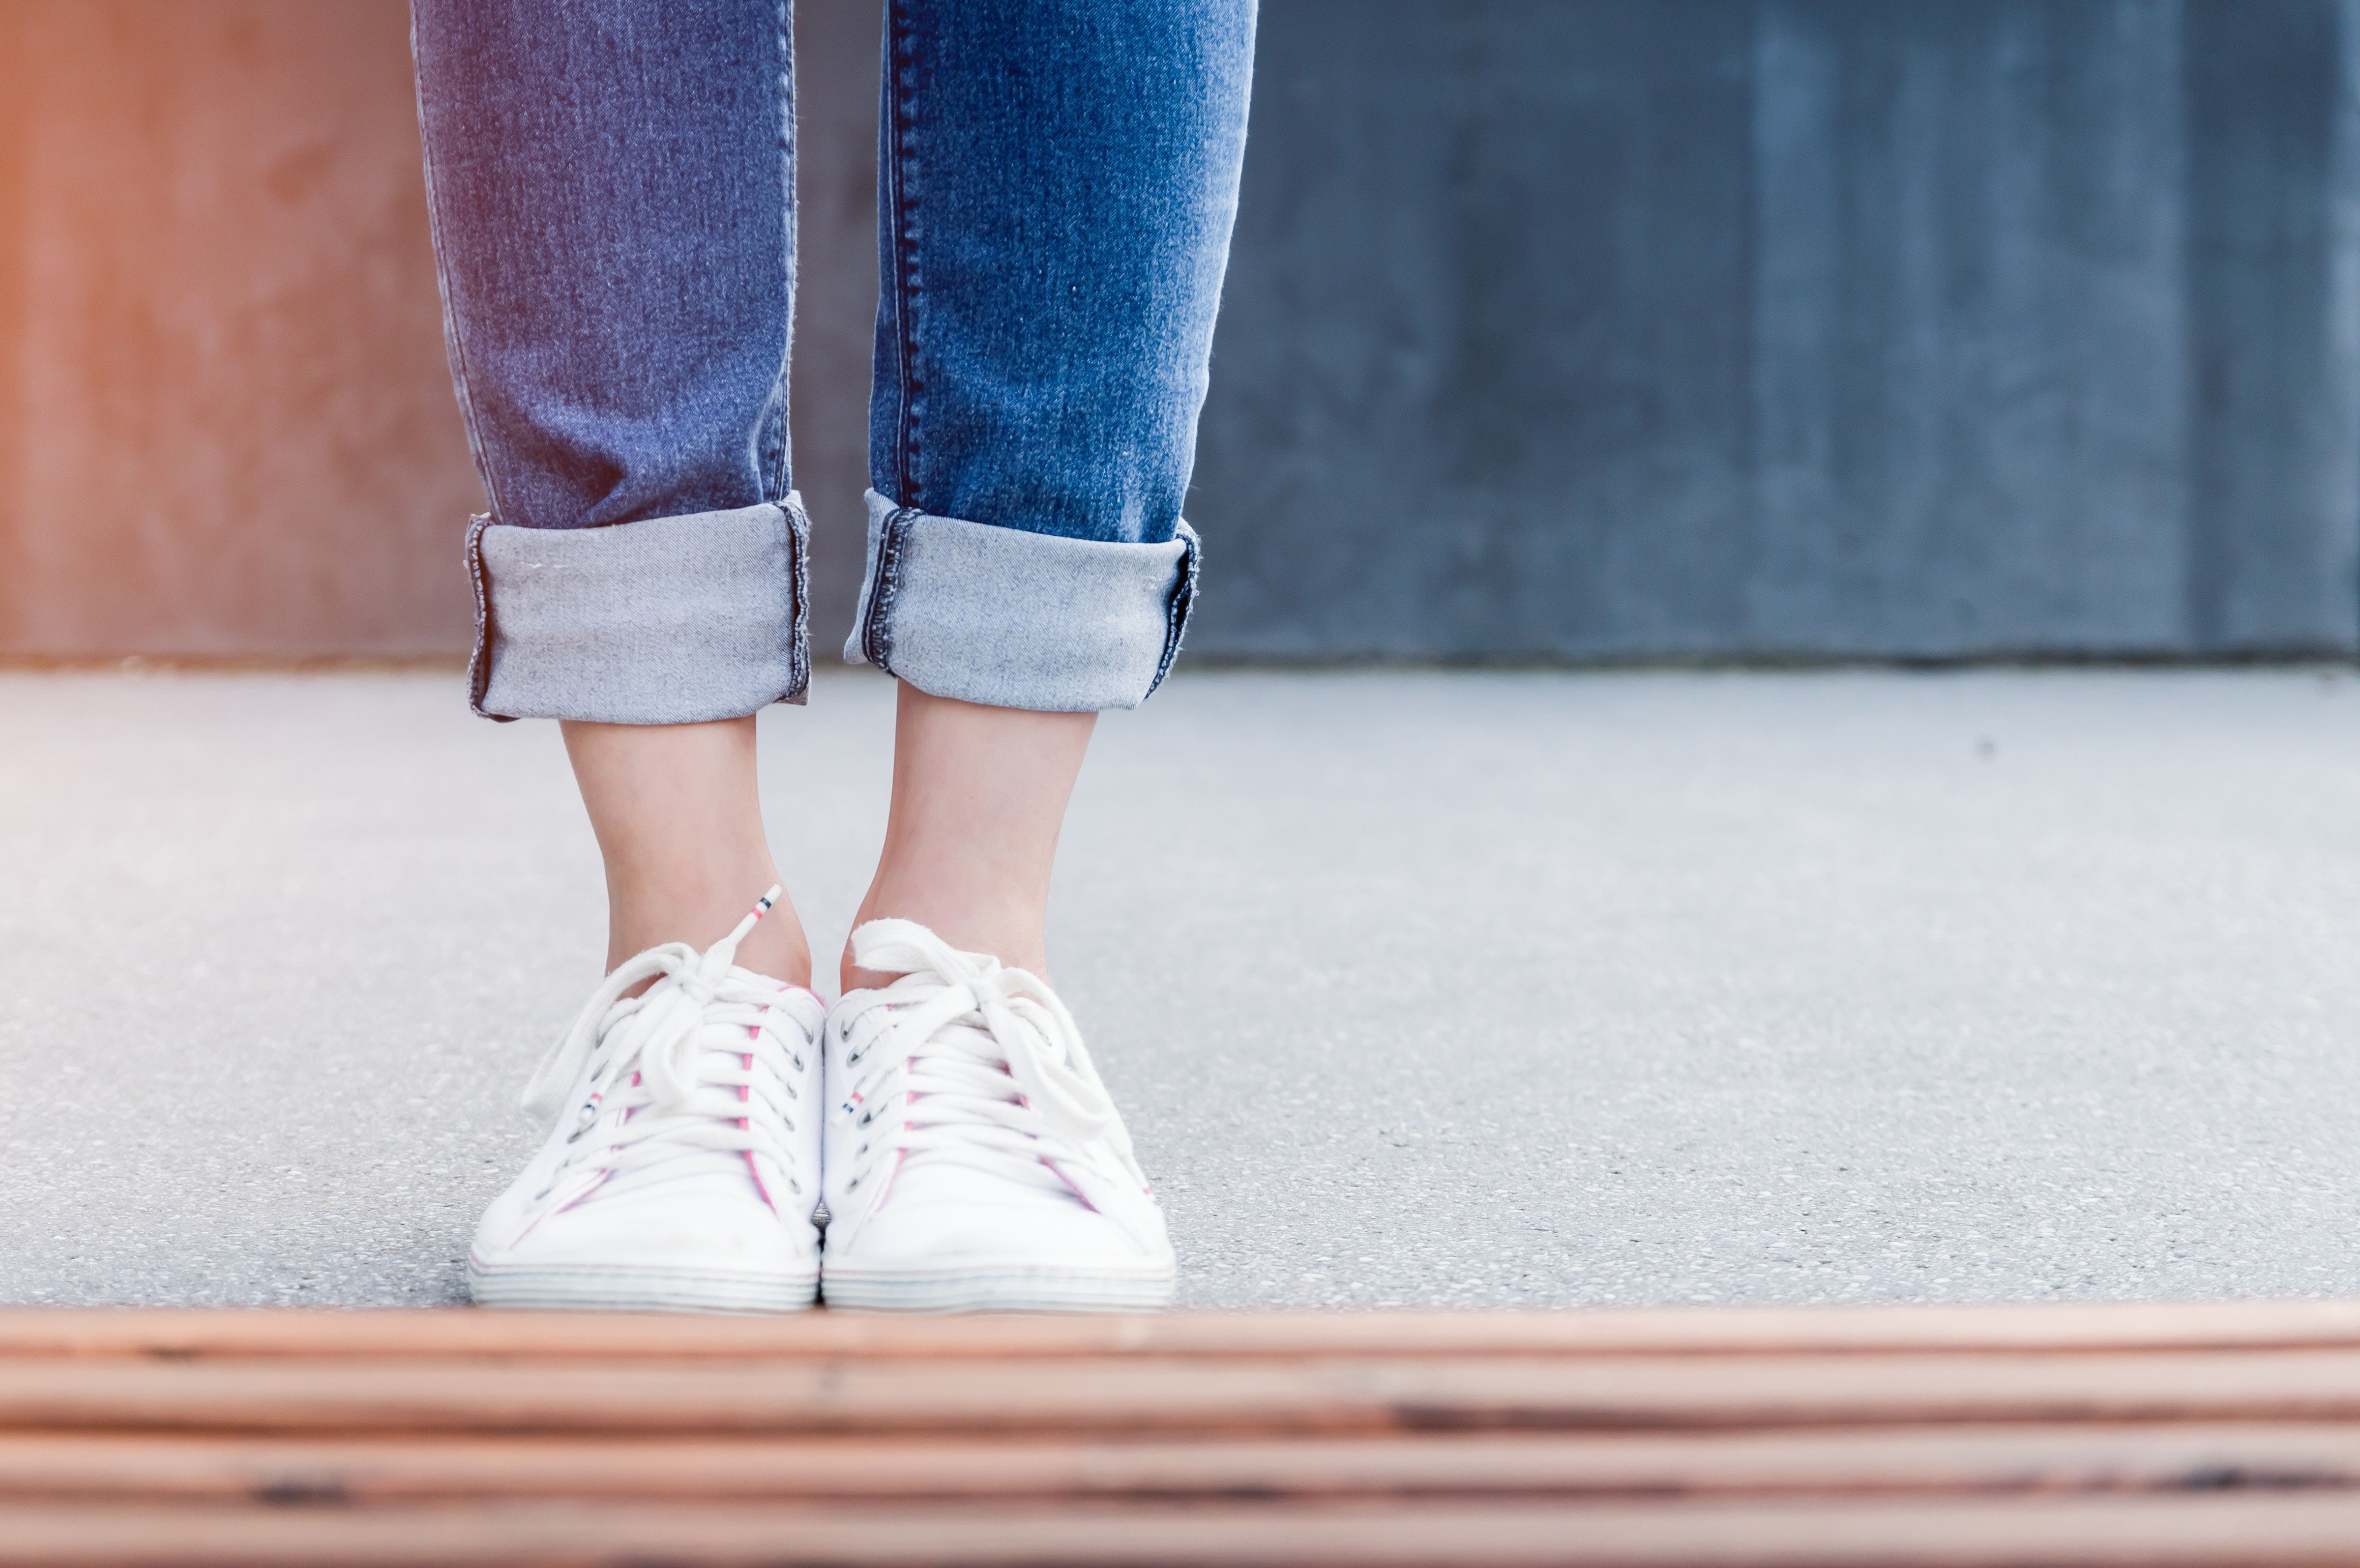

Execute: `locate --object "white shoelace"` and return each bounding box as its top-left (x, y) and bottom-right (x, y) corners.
top-left (834, 920), bottom-right (1147, 1201)
top-left (521, 888), bottom-right (807, 1210)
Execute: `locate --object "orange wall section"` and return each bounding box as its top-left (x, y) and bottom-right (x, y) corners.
top-left (0, 0), bottom-right (885, 661)
top-left (0, 0), bottom-right (481, 657)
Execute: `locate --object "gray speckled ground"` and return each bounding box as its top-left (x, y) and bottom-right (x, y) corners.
top-left (2, 666), bottom-right (2358, 1309)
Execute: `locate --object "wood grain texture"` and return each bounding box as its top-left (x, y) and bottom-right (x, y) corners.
top-left (13, 1350), bottom-right (2360, 1436)
top-left (6, 1300), bottom-right (2360, 1361)
top-left (4, 1306), bottom-right (2360, 1563)
top-left (0, 1425), bottom-right (2353, 1504)
top-left (5, 1495), bottom-right (2360, 1567)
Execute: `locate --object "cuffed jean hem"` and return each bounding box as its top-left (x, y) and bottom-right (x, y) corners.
top-left (842, 490), bottom-right (1200, 712)
top-left (467, 496), bottom-right (811, 724)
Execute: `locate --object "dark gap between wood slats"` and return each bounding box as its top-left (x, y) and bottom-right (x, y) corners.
top-left (11, 1352), bottom-right (2360, 1436)
top-left (0, 1426), bottom-right (2356, 1503)
top-left (8, 1494), bottom-right (2360, 1566)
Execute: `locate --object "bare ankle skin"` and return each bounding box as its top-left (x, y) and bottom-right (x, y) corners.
top-left (841, 683), bottom-right (1095, 993)
top-left (562, 717), bottom-right (813, 987)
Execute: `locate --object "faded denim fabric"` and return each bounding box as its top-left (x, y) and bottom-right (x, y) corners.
top-left (849, 492), bottom-right (1198, 711)
top-left (469, 498), bottom-right (809, 725)
top-left (410, 0), bottom-right (1254, 721)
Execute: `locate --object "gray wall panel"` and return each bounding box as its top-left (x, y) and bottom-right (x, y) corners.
top-left (2183, 0), bottom-right (2360, 650)
top-left (1186, 0), bottom-right (2360, 659)
top-left (1740, 0), bottom-right (2192, 655)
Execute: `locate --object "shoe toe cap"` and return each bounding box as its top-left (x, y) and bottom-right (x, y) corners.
top-left (483, 1177), bottom-right (811, 1271)
top-left (838, 1166), bottom-right (1162, 1268)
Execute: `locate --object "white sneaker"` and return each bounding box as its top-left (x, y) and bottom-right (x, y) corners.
top-left (469, 889), bottom-right (825, 1313)
top-left (820, 920), bottom-right (1176, 1312)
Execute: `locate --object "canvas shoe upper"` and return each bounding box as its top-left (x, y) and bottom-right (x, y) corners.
top-left (820, 919), bottom-right (1175, 1312)
top-left (469, 888), bottom-right (824, 1313)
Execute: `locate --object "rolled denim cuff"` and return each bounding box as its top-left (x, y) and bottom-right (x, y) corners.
top-left (467, 496), bottom-right (810, 724)
top-left (842, 490), bottom-right (1199, 711)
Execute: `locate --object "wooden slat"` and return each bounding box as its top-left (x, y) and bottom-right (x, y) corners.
top-left (5, 1299), bottom-right (2360, 1361)
top-left (8, 1495), bottom-right (2360, 1567)
top-left (0, 1425), bottom-right (2355, 1504)
top-left (13, 1350), bottom-right (2360, 1436)
top-left (12, 1307), bottom-right (2360, 1563)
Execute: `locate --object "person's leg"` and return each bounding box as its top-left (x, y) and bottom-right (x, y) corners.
top-left (411, 0), bottom-right (811, 981)
top-left (841, 690), bottom-right (1091, 990)
top-left (818, 0), bottom-right (1256, 1313)
top-left (412, 0), bottom-right (826, 1313)
top-left (566, 719), bottom-right (809, 985)
top-left (840, 0), bottom-right (1257, 992)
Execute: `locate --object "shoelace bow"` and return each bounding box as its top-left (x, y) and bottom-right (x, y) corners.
top-left (521, 889), bottom-right (806, 1205)
top-left (836, 919), bottom-right (1147, 1197)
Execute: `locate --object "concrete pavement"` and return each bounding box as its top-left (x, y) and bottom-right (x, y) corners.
top-left (2, 665), bottom-right (2358, 1308)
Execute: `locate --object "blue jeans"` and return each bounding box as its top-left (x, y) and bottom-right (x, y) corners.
top-left (408, 1), bottom-right (1255, 721)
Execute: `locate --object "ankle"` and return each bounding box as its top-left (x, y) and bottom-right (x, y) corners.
top-left (839, 887), bottom-right (1045, 993)
top-left (719, 914), bottom-right (813, 988)
top-left (562, 717), bottom-right (812, 987)
top-left (606, 870), bottom-right (813, 988)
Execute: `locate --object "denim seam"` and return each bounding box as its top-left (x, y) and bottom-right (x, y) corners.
top-left (783, 494), bottom-right (812, 704)
top-left (1145, 521), bottom-right (1202, 700)
top-left (463, 512), bottom-right (514, 723)
top-left (857, 506), bottom-right (918, 671)
top-left (409, 13), bottom-right (510, 530)
top-left (885, 0), bottom-right (922, 508)
top-left (764, 0), bottom-right (795, 504)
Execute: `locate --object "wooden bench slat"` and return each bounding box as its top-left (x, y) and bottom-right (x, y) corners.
top-left (9, 1308), bottom-right (2360, 1561)
top-left (7, 1494), bottom-right (2360, 1567)
top-left (9, 1351), bottom-right (2360, 1436)
top-left (2, 1300), bottom-right (2359, 1361)
top-left (0, 1425), bottom-right (2355, 1503)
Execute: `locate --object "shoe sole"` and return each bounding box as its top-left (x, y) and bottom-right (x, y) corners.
top-left (820, 1262), bottom-right (1176, 1314)
top-left (467, 1254), bottom-right (819, 1315)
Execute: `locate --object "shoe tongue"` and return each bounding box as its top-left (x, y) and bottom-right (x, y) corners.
top-left (725, 968), bottom-right (824, 1033)
top-left (914, 1014), bottom-right (1011, 1064)
top-left (603, 971), bottom-right (803, 1062)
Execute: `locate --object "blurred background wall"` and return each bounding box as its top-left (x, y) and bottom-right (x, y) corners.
top-left (1, 0), bottom-right (2356, 663)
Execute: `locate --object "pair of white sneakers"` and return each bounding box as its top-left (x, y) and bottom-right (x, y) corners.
top-left (467, 890), bottom-right (1174, 1313)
